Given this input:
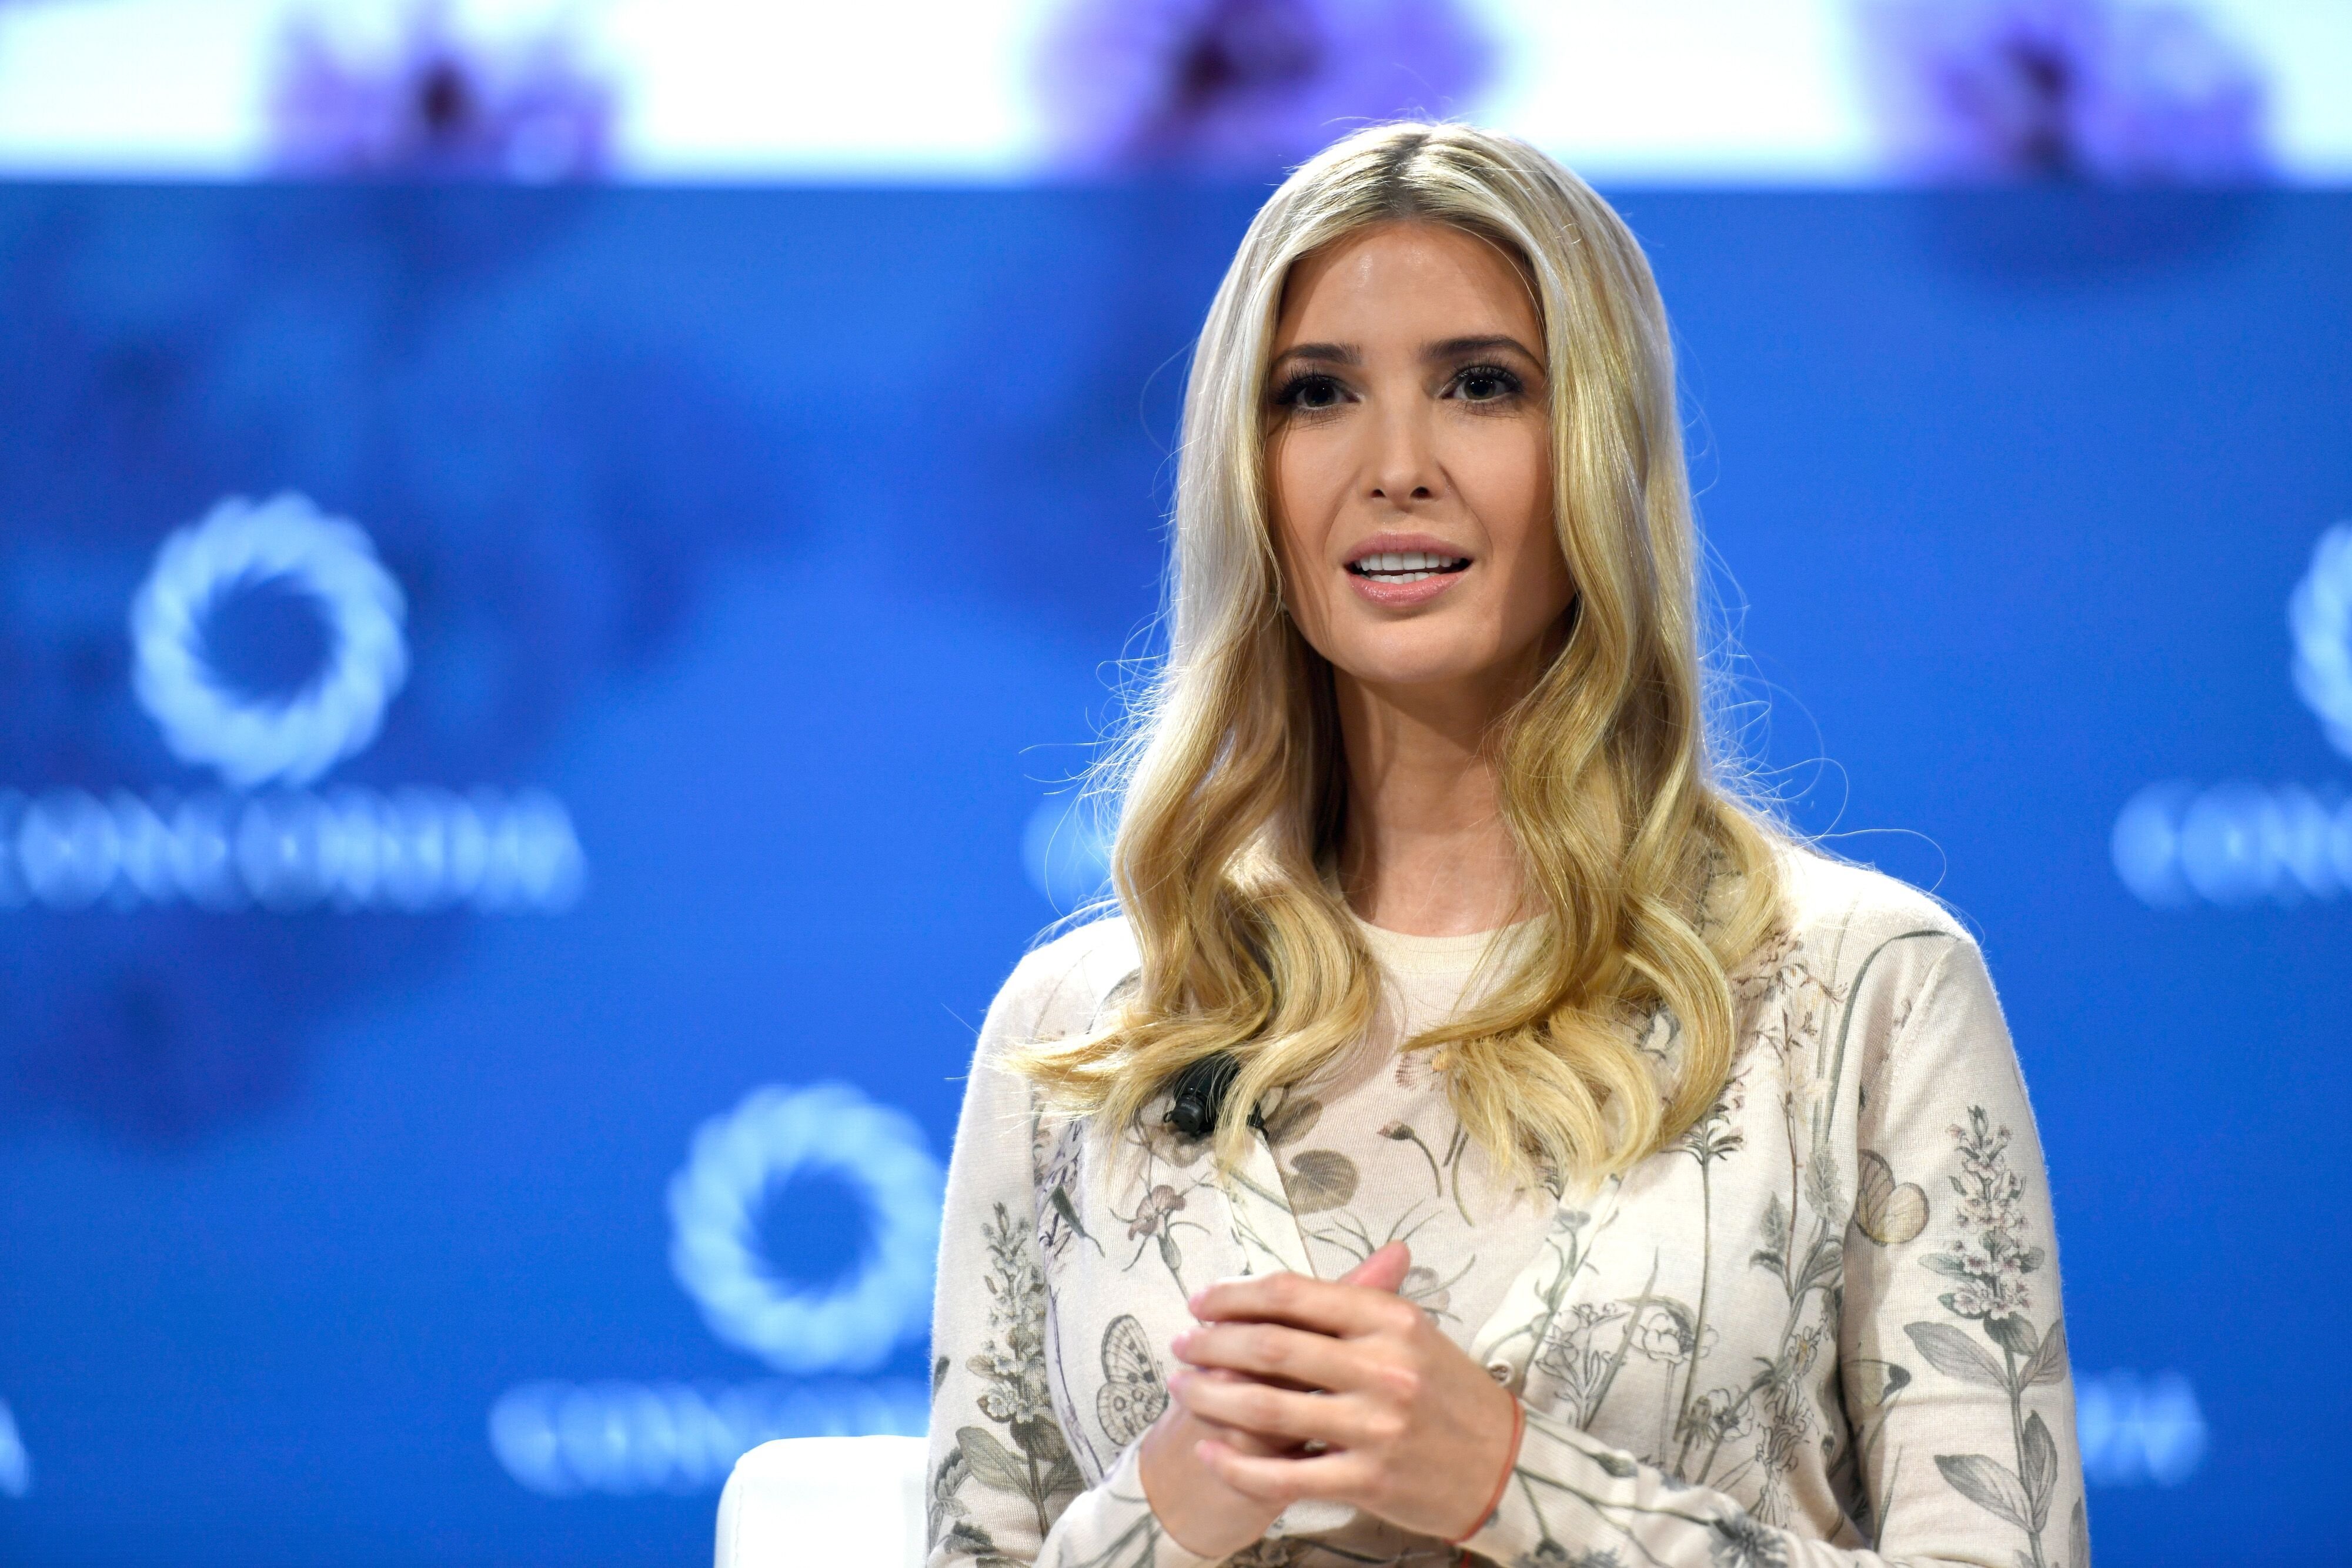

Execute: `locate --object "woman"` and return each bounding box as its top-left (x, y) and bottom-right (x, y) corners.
top-left (926, 122), bottom-right (2085, 1568)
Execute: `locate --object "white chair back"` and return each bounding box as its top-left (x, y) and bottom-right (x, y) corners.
top-left (715, 1435), bottom-right (929, 1567)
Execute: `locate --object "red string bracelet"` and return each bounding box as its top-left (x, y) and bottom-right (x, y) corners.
top-left (1448, 1396), bottom-right (1526, 1554)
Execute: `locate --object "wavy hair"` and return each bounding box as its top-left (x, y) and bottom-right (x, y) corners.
top-left (1011, 122), bottom-right (1785, 1188)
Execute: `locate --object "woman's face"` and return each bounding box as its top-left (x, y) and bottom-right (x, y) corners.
top-left (1264, 220), bottom-right (1571, 700)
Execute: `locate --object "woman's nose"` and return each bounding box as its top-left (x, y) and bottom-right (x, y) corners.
top-left (1365, 407), bottom-right (1440, 506)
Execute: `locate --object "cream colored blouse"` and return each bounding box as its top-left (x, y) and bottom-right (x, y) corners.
top-left (924, 848), bottom-right (2088, 1568)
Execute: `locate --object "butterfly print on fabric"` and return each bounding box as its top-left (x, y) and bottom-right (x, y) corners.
top-left (1095, 1314), bottom-right (1169, 1446)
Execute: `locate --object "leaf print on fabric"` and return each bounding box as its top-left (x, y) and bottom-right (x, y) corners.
top-left (1855, 1148), bottom-right (1929, 1245)
top-left (2019, 1410), bottom-right (2059, 1531)
top-left (1752, 1193), bottom-right (1791, 1278)
top-left (1034, 1118), bottom-right (1097, 1261)
top-left (1257, 1092), bottom-right (1322, 1148)
top-left (1283, 1147), bottom-right (1359, 1213)
top-left (2019, 1320), bottom-right (2071, 1388)
top-left (958, 1426), bottom-right (1035, 1492)
top-left (1048, 1182), bottom-right (1105, 1257)
top-left (1155, 1229), bottom-right (1183, 1285)
top-left (957, 1422), bottom-right (1081, 1538)
top-left (1903, 1322), bottom-right (2008, 1388)
top-left (1094, 1315), bottom-right (1168, 1446)
top-left (927, 1445), bottom-right (971, 1552)
top-left (1933, 1452), bottom-right (2034, 1530)
top-left (1590, 1447), bottom-right (1640, 1480)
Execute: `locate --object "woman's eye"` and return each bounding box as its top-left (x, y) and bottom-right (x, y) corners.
top-left (1453, 365), bottom-right (1522, 402)
top-left (1276, 373), bottom-right (1344, 410)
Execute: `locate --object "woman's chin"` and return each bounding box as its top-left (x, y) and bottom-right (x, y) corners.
top-left (1327, 645), bottom-right (1512, 696)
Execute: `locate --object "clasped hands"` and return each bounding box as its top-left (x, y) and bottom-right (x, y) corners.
top-left (1136, 1241), bottom-right (1523, 1560)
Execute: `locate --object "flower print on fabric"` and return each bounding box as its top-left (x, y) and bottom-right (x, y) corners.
top-left (1926, 1106), bottom-right (2040, 1320)
top-left (1029, 0), bottom-right (1495, 174)
top-left (946, 1202), bottom-right (1082, 1544)
top-left (268, 0), bottom-right (617, 180)
top-left (1903, 1106), bottom-right (2080, 1568)
top-left (1705, 1510), bottom-right (1790, 1568)
top-left (1856, 0), bottom-right (2271, 183)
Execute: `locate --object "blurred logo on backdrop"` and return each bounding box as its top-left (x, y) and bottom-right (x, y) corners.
top-left (2074, 1370), bottom-right (2208, 1489)
top-left (0, 1400), bottom-right (29, 1500)
top-left (2113, 520), bottom-right (2352, 908)
top-left (0, 493), bottom-right (583, 915)
top-left (487, 1081), bottom-right (942, 1497)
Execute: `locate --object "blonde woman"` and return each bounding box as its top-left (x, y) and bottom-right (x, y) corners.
top-left (926, 123), bottom-right (2084, 1568)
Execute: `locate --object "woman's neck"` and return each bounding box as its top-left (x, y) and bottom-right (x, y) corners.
top-left (1332, 667), bottom-right (1530, 937)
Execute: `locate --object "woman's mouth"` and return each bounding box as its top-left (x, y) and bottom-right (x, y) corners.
top-left (1345, 550), bottom-right (1471, 584)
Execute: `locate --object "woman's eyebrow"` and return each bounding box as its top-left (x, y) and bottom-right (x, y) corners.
top-left (1269, 342), bottom-right (1359, 369)
top-left (1424, 334), bottom-right (1540, 362)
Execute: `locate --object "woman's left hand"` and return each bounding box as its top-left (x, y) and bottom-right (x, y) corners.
top-left (1165, 1242), bottom-right (1522, 1540)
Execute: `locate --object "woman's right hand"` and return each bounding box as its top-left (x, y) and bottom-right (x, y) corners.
top-left (1136, 1382), bottom-right (1289, 1558)
top-left (1137, 1247), bottom-right (1411, 1558)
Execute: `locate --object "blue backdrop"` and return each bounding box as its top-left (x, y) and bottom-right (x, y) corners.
top-left (1, 184), bottom-right (2346, 1567)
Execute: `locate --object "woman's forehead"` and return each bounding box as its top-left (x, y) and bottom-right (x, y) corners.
top-left (1275, 221), bottom-right (1542, 348)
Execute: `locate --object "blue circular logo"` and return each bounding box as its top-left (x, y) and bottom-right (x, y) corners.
top-left (129, 493), bottom-right (408, 788)
top-left (667, 1083), bottom-right (941, 1375)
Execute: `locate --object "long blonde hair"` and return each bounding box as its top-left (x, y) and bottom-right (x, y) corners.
top-left (1013, 122), bottom-right (1785, 1188)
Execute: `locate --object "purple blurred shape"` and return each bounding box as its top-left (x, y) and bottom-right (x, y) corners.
top-left (267, 0), bottom-right (616, 180)
top-left (1859, 0), bottom-right (2271, 183)
top-left (1033, 0), bottom-right (1495, 174)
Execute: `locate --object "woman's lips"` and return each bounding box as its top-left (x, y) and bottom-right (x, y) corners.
top-left (1345, 552), bottom-right (1471, 608)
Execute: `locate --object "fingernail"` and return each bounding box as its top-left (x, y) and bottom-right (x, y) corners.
top-left (1170, 1329), bottom-right (1194, 1356)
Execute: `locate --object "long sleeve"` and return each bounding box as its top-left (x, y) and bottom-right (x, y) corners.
top-left (1461, 934), bottom-right (2088, 1568)
top-left (923, 953), bottom-right (1221, 1568)
top-left (1837, 938), bottom-right (2088, 1568)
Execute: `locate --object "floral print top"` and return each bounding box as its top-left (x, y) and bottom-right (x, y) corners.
top-left (1275, 915), bottom-right (1563, 1348)
top-left (924, 849), bottom-right (2088, 1568)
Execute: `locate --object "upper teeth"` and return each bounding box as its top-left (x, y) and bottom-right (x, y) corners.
top-left (1356, 551), bottom-right (1459, 574)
